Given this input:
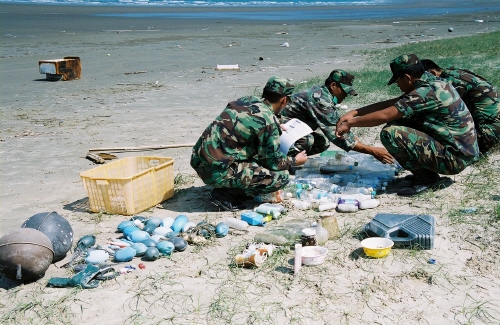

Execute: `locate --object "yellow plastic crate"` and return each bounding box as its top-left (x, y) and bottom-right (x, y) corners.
top-left (80, 156), bottom-right (175, 215)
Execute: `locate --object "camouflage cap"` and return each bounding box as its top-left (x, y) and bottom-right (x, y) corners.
top-left (326, 69), bottom-right (358, 96)
top-left (264, 76), bottom-right (295, 96)
top-left (387, 53), bottom-right (422, 85)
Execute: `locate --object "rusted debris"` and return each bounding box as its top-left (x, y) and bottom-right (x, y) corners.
top-left (39, 57), bottom-right (81, 81)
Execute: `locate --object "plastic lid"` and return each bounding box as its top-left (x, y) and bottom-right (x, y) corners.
top-left (302, 228), bottom-right (316, 236)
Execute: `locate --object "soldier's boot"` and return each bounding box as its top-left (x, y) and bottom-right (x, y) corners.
top-left (397, 169), bottom-right (447, 196)
top-left (209, 188), bottom-right (246, 212)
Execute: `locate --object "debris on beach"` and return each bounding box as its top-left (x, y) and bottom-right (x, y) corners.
top-left (215, 64), bottom-right (240, 70)
top-left (281, 150), bottom-right (400, 214)
top-left (233, 243), bottom-right (274, 268)
top-left (38, 56), bottom-right (81, 81)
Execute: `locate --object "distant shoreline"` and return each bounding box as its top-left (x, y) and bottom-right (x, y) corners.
top-left (1, 2), bottom-right (499, 22)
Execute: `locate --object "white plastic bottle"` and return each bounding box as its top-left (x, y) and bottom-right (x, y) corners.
top-left (225, 217), bottom-right (249, 231)
top-left (317, 202), bottom-right (337, 212)
top-left (291, 199), bottom-right (312, 210)
top-left (337, 203), bottom-right (358, 213)
top-left (359, 199), bottom-right (380, 210)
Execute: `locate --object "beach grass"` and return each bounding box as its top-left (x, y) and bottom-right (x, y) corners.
top-left (348, 31), bottom-right (500, 108)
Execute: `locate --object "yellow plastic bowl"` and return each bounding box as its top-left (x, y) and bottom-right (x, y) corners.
top-left (360, 237), bottom-right (394, 258)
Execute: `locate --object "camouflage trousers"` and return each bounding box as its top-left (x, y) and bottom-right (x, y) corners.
top-left (477, 120), bottom-right (500, 154)
top-left (287, 131), bottom-right (330, 156)
top-left (193, 161), bottom-right (290, 196)
top-left (472, 98), bottom-right (500, 153)
top-left (380, 124), bottom-right (476, 175)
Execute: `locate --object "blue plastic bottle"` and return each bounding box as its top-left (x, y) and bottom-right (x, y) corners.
top-left (241, 211), bottom-right (265, 226)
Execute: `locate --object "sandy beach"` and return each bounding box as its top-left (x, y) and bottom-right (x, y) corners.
top-left (1, 3), bottom-right (500, 324)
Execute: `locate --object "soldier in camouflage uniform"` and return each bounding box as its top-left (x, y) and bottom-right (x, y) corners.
top-left (282, 69), bottom-right (394, 163)
top-left (190, 76), bottom-right (308, 211)
top-left (336, 54), bottom-right (479, 196)
top-left (421, 59), bottom-right (500, 154)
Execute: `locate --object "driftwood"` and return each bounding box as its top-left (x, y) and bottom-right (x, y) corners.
top-left (88, 143), bottom-right (196, 153)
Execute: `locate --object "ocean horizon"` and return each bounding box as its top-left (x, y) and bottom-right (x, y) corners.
top-left (1, 0), bottom-right (499, 21)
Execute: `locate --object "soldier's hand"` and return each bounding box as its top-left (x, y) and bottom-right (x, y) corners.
top-left (371, 147), bottom-right (394, 164)
top-left (294, 151), bottom-right (308, 166)
top-left (336, 121), bottom-right (351, 138)
top-left (336, 111), bottom-right (357, 130)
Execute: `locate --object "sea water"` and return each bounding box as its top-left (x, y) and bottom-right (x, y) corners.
top-left (1, 0), bottom-right (496, 23)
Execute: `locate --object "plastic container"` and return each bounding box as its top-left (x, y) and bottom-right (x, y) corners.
top-left (314, 223), bottom-right (329, 245)
top-left (360, 237), bottom-right (394, 258)
top-left (80, 156), bottom-right (175, 215)
top-left (321, 214), bottom-right (340, 239)
top-left (225, 217), bottom-right (249, 231)
top-left (241, 211), bottom-right (265, 226)
top-left (301, 228), bottom-right (317, 247)
top-left (301, 246), bottom-right (328, 266)
top-left (363, 213), bottom-right (435, 249)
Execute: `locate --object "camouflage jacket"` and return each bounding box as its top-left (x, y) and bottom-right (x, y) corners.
top-left (440, 67), bottom-right (500, 122)
top-left (191, 96), bottom-right (294, 172)
top-left (281, 85), bottom-right (357, 151)
top-left (393, 72), bottom-right (479, 159)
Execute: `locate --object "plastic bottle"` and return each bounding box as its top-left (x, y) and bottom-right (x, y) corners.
top-left (338, 198), bottom-right (360, 207)
top-left (291, 199), bottom-right (312, 210)
top-left (311, 179), bottom-right (340, 192)
top-left (241, 211), bottom-right (265, 226)
top-left (337, 203), bottom-right (358, 213)
top-left (303, 156), bottom-right (328, 168)
top-left (254, 232), bottom-right (291, 246)
top-left (294, 179), bottom-right (314, 190)
top-left (254, 190), bottom-right (284, 203)
top-left (359, 199), bottom-right (380, 210)
top-left (225, 217), bottom-right (249, 231)
top-left (295, 189), bottom-right (311, 200)
top-left (307, 189), bottom-right (329, 200)
top-left (336, 186), bottom-right (374, 195)
top-left (254, 203), bottom-right (286, 218)
top-left (338, 193), bottom-right (375, 201)
top-left (317, 202), bottom-right (337, 212)
top-left (314, 222), bottom-right (329, 245)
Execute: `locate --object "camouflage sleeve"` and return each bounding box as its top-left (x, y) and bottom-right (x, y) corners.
top-left (257, 115), bottom-right (293, 171)
top-left (394, 82), bottom-right (438, 117)
top-left (311, 87), bottom-right (357, 151)
top-left (442, 70), bottom-right (467, 98)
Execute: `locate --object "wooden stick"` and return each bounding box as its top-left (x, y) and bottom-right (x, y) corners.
top-left (88, 143), bottom-right (196, 153)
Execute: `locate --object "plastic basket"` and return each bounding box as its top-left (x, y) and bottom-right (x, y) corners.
top-left (80, 156), bottom-right (175, 215)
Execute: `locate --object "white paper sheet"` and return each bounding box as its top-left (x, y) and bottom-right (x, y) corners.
top-left (279, 118), bottom-right (313, 154)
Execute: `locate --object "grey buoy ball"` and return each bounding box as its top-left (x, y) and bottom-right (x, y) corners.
top-left (21, 211), bottom-right (73, 262)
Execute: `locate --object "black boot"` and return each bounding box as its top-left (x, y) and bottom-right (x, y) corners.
top-left (208, 188), bottom-right (246, 212)
top-left (397, 169), bottom-right (444, 196)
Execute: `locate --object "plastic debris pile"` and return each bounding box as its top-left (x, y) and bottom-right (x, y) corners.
top-left (283, 150), bottom-right (402, 213)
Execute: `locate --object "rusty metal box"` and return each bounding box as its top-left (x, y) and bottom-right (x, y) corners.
top-left (39, 56), bottom-right (81, 81)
